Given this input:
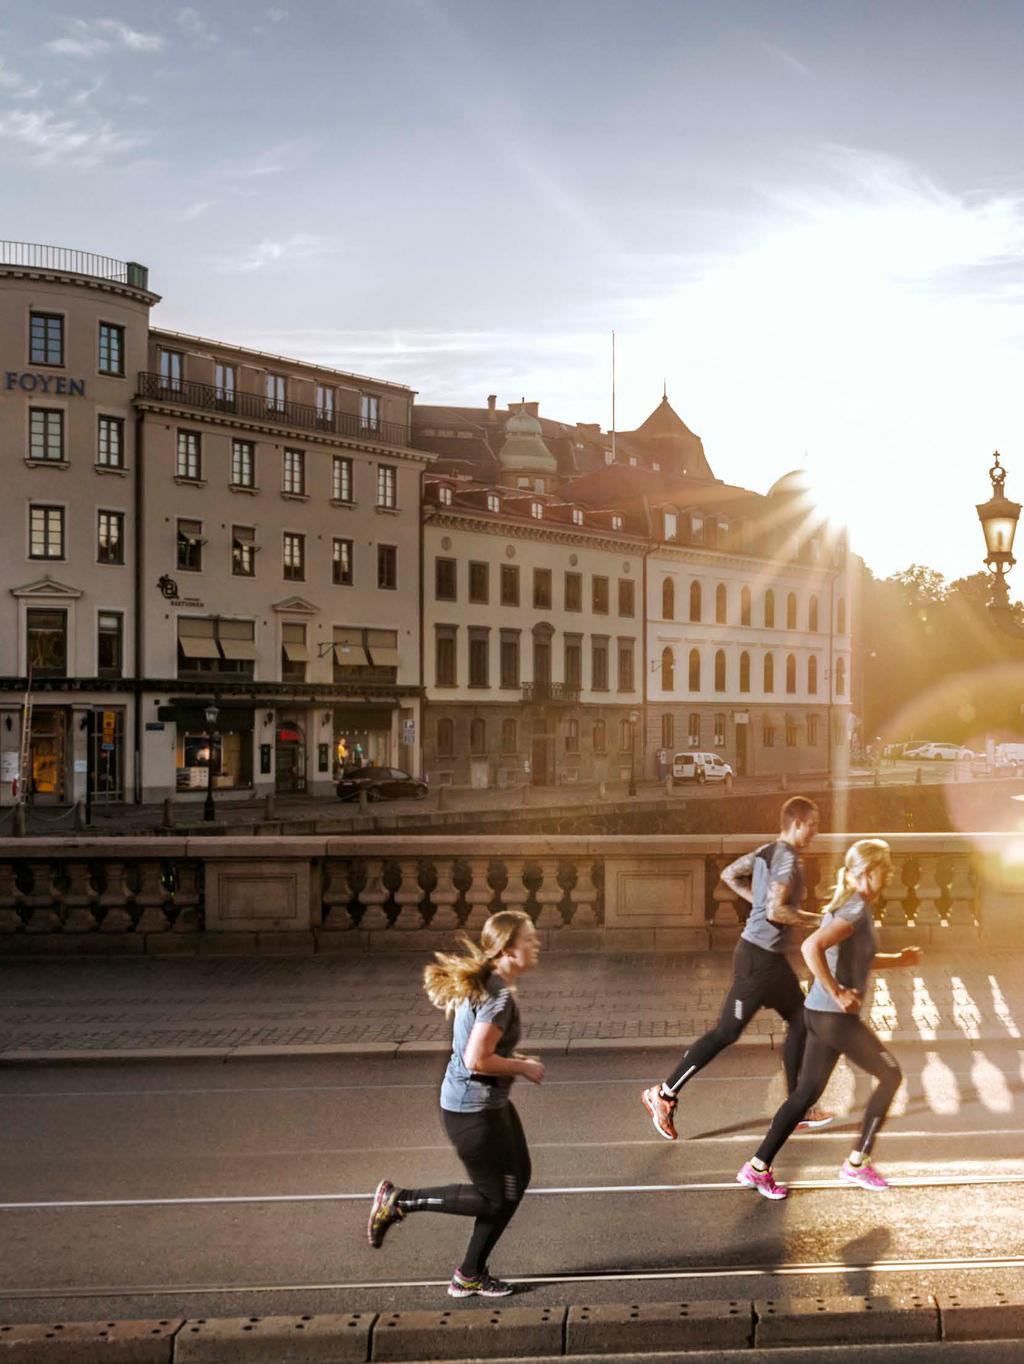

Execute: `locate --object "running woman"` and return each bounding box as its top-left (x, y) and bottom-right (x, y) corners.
top-left (737, 838), bottom-right (922, 1199)
top-left (367, 910), bottom-right (543, 1298)
top-left (641, 796), bottom-right (831, 1140)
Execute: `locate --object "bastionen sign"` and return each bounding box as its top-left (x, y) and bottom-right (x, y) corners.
top-left (5, 371), bottom-right (87, 396)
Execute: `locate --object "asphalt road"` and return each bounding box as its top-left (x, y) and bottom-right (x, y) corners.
top-left (1, 1044), bottom-right (1022, 1325)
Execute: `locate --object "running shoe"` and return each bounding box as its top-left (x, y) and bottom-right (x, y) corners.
top-left (839, 1159), bottom-right (890, 1191)
top-left (641, 1085), bottom-right (678, 1140)
top-left (367, 1178), bottom-right (404, 1247)
top-left (448, 1268), bottom-right (515, 1298)
top-left (795, 1107), bottom-right (834, 1131)
top-left (736, 1161), bottom-right (788, 1199)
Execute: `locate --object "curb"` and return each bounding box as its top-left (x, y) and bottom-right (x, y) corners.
top-left (1, 1293), bottom-right (1023, 1361)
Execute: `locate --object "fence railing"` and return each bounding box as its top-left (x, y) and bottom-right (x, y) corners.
top-left (0, 241), bottom-right (148, 289)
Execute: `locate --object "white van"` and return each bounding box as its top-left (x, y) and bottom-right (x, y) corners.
top-left (672, 751), bottom-right (734, 784)
top-left (995, 743), bottom-right (1024, 771)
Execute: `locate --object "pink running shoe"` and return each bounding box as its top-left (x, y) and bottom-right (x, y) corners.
top-left (736, 1161), bottom-right (788, 1200)
top-left (839, 1159), bottom-right (890, 1191)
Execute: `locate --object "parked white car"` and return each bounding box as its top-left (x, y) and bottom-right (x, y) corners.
top-left (914, 743), bottom-right (972, 761)
top-left (672, 751), bottom-right (734, 784)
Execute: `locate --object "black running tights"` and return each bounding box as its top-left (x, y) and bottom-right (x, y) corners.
top-left (755, 1010), bottom-right (903, 1167)
top-left (396, 1103), bottom-right (531, 1277)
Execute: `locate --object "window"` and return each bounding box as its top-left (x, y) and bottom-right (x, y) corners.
top-left (740, 585), bottom-right (751, 626)
top-left (27, 608), bottom-right (66, 676)
top-left (177, 616), bottom-right (256, 678)
top-left (437, 484), bottom-right (453, 506)
top-left (469, 628), bottom-right (490, 687)
top-left (177, 518), bottom-right (203, 572)
top-left (231, 440), bottom-right (255, 488)
top-left (571, 507), bottom-right (584, 526)
top-left (786, 716), bottom-right (798, 747)
top-left (316, 383), bottom-right (335, 427)
top-left (361, 393), bottom-right (380, 432)
top-left (30, 312), bottom-right (63, 366)
top-left (332, 456), bottom-right (353, 502)
top-left (565, 718), bottom-right (580, 753)
top-left (763, 652), bottom-right (775, 693)
top-left (500, 564), bottom-right (520, 606)
top-left (592, 576), bottom-right (609, 614)
top-left (97, 510), bottom-right (124, 565)
top-left (176, 430), bottom-right (201, 480)
top-left (808, 655), bottom-right (818, 694)
top-left (837, 598), bottom-right (847, 634)
top-left (809, 595), bottom-right (819, 632)
top-left (619, 718), bottom-right (633, 752)
top-left (610, 514), bottom-right (623, 530)
top-left (564, 635), bottom-right (582, 688)
top-left (377, 544), bottom-right (397, 590)
top-left (714, 713), bottom-right (726, 747)
top-left (159, 348), bottom-right (183, 392)
top-left (661, 647), bottom-right (674, 691)
top-left (376, 464), bottom-right (397, 508)
top-left (690, 513), bottom-right (704, 543)
top-left (435, 627), bottom-right (457, 686)
top-left (470, 717), bottom-right (487, 754)
top-left (97, 610), bottom-right (123, 678)
top-left (98, 415), bottom-right (124, 468)
top-left (28, 408), bottom-right (63, 462)
top-left (533, 629), bottom-right (552, 685)
top-left (435, 558), bottom-right (457, 601)
top-left (807, 715), bottom-right (820, 746)
top-left (469, 561), bottom-right (489, 604)
top-left (332, 537), bottom-right (353, 585)
top-left (283, 531), bottom-right (305, 581)
top-left (764, 589), bottom-right (775, 628)
top-left (533, 568), bottom-right (552, 609)
top-left (688, 648), bottom-right (701, 691)
top-left (593, 718), bottom-right (607, 752)
top-left (281, 621), bottom-right (307, 681)
top-left (500, 631), bottom-right (520, 688)
top-left (214, 363), bottom-right (235, 405)
top-left (714, 649), bottom-right (726, 692)
top-left (689, 581), bottom-right (702, 622)
top-left (564, 571), bottom-right (582, 612)
top-left (785, 653), bottom-right (797, 694)
top-left (430, 716), bottom-right (454, 760)
top-left (501, 718), bottom-right (518, 753)
top-left (662, 578), bottom-right (675, 620)
top-left (715, 583), bottom-right (727, 625)
top-left (763, 719), bottom-right (775, 747)
top-left (98, 322), bottom-right (124, 376)
top-left (786, 592), bottom-right (797, 630)
top-left (591, 637), bottom-right (609, 691)
top-left (618, 578), bottom-right (635, 617)
top-left (661, 712), bottom-right (674, 749)
top-left (618, 638), bottom-right (635, 691)
top-left (487, 493), bottom-right (501, 513)
top-left (688, 713), bottom-right (700, 745)
top-left (282, 448), bottom-right (305, 495)
top-left (265, 373), bottom-right (286, 412)
top-left (739, 651), bottom-right (751, 693)
top-left (233, 526), bottom-right (257, 577)
top-left (836, 656), bottom-right (847, 695)
top-left (29, 505), bottom-right (64, 559)
top-left (530, 501), bottom-right (544, 520)
top-left (663, 510), bottom-right (678, 540)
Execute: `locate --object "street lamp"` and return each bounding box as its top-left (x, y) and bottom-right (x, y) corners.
top-left (977, 452), bottom-right (1024, 636)
top-left (628, 708), bottom-right (640, 797)
top-left (202, 702), bottom-right (219, 822)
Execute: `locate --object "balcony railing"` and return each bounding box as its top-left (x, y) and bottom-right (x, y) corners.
top-left (0, 241), bottom-right (148, 289)
top-left (137, 372), bottom-right (409, 448)
top-left (522, 682), bottom-right (581, 704)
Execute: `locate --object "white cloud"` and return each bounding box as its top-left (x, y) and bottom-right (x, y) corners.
top-left (0, 107), bottom-right (144, 167)
top-left (178, 199), bottom-right (214, 222)
top-left (0, 60), bottom-right (41, 99)
top-left (758, 39), bottom-right (810, 77)
top-left (177, 8), bottom-right (218, 45)
top-left (45, 18), bottom-right (164, 58)
top-left (210, 233), bottom-right (334, 273)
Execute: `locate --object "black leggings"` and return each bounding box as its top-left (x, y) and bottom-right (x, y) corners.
top-left (664, 939), bottom-right (808, 1095)
top-left (396, 1103), bottom-right (531, 1277)
top-left (755, 1009), bottom-right (903, 1166)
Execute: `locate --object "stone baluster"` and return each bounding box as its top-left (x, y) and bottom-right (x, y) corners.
top-left (134, 860), bottom-right (171, 933)
top-left (358, 858), bottom-right (391, 931)
top-left (533, 857), bottom-right (564, 929)
top-left (945, 855), bottom-right (977, 935)
top-left (462, 857), bottom-right (494, 932)
top-left (499, 857), bottom-right (530, 915)
top-left (97, 862), bottom-right (134, 932)
top-left (171, 862), bottom-right (201, 932)
top-left (912, 853), bottom-right (944, 930)
top-left (321, 859), bottom-right (355, 931)
top-left (23, 862), bottom-right (61, 933)
top-left (568, 858), bottom-right (599, 928)
top-left (393, 858), bottom-right (426, 931)
top-left (429, 859), bottom-right (461, 932)
top-left (879, 854), bottom-right (914, 929)
top-left (61, 861), bottom-right (99, 933)
top-left (0, 861), bottom-right (23, 932)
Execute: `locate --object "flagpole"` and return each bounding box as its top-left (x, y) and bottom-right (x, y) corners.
top-left (611, 330), bottom-right (616, 463)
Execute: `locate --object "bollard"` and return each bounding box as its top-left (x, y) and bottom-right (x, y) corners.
top-left (725, 771), bottom-right (734, 791)
top-left (162, 797), bottom-right (175, 828)
top-left (13, 802), bottom-right (26, 836)
top-left (73, 799), bottom-right (87, 832)
top-left (915, 766), bottom-right (923, 785)
top-left (598, 780), bottom-right (607, 801)
top-left (664, 775), bottom-right (673, 794)
top-left (359, 787), bottom-right (369, 813)
top-left (263, 792), bottom-right (276, 820)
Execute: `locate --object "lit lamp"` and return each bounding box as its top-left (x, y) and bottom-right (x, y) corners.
top-left (628, 708), bottom-right (640, 797)
top-left (977, 452), bottom-right (1023, 635)
top-left (203, 702), bottom-right (219, 822)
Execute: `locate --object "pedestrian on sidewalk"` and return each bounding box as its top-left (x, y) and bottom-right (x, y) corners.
top-left (641, 795), bottom-right (831, 1140)
top-left (737, 838), bottom-right (922, 1199)
top-left (367, 909), bottom-right (544, 1298)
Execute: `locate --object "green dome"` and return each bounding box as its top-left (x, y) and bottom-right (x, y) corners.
top-left (499, 404), bottom-right (558, 474)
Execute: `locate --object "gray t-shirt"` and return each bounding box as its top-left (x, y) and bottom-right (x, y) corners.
top-left (740, 841), bottom-right (804, 954)
top-left (439, 973), bottom-right (521, 1113)
top-left (806, 892), bottom-right (878, 1013)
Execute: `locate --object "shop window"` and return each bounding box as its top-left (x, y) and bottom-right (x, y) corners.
top-left (500, 564), bottom-right (520, 606)
top-left (281, 622), bottom-right (307, 681)
top-left (739, 651), bottom-right (750, 693)
top-left (714, 649), bottom-right (726, 692)
top-left (283, 531), bottom-right (305, 581)
top-left (689, 581), bottom-right (702, 622)
top-left (688, 648), bottom-right (701, 692)
top-left (231, 440), bottom-right (255, 488)
top-left (469, 561), bottom-right (489, 604)
top-left (501, 718), bottom-right (518, 753)
top-left (566, 718), bottom-right (580, 753)
top-left (592, 576), bottom-right (609, 614)
top-left (98, 321), bottom-right (124, 376)
top-left (618, 578), bottom-right (635, 617)
top-left (233, 526), bottom-right (257, 578)
top-left (661, 712), bottom-right (674, 749)
top-left (29, 408), bottom-right (64, 462)
top-left (98, 415), bottom-right (124, 468)
top-left (565, 571), bottom-right (582, 611)
top-left (97, 509), bottom-right (125, 565)
top-left (176, 430), bottom-right (201, 480)
top-left (763, 652), bottom-right (775, 693)
top-left (177, 518), bottom-right (204, 572)
top-left (740, 585), bottom-right (751, 625)
top-left (715, 583), bottom-right (727, 624)
top-left (593, 718), bottom-right (607, 753)
top-left (435, 627), bottom-right (457, 687)
top-left (662, 577), bottom-right (675, 620)
top-left (661, 646), bottom-right (674, 691)
top-left (764, 589), bottom-right (775, 628)
top-left (377, 544), bottom-right (397, 590)
top-left (27, 608), bottom-right (67, 677)
top-left (332, 455), bottom-right (353, 502)
top-left (30, 311), bottom-right (63, 366)
top-left (470, 717), bottom-right (487, 754)
top-left (534, 568), bottom-right (552, 609)
top-left (438, 716), bottom-right (455, 757)
top-left (786, 653), bottom-right (797, 694)
top-left (332, 538), bottom-right (353, 586)
top-left (90, 706), bottom-right (124, 802)
top-left (176, 709), bottom-right (253, 794)
top-left (97, 611), bottom-right (123, 679)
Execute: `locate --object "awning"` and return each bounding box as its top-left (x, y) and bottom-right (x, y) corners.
top-left (178, 637), bottom-right (221, 659)
top-left (219, 639), bottom-right (258, 660)
top-left (283, 642), bottom-right (309, 662)
top-left (334, 627), bottom-right (370, 667)
top-left (368, 646), bottom-right (400, 667)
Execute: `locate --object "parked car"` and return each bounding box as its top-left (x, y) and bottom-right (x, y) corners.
top-left (995, 743), bottom-right (1024, 771)
top-left (900, 741), bottom-right (935, 758)
top-left (672, 751), bottom-right (734, 784)
top-left (336, 766), bottom-right (428, 801)
top-left (914, 743), bottom-right (973, 761)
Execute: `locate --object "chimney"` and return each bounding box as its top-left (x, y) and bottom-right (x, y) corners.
top-left (523, 401), bottom-right (539, 417)
top-left (486, 394), bottom-right (497, 423)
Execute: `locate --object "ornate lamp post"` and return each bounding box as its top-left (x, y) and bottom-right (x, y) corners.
top-left (202, 702), bottom-right (219, 822)
top-left (628, 708), bottom-right (640, 797)
top-left (977, 453), bottom-right (1024, 636)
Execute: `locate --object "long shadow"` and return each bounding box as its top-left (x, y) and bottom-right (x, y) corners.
top-left (840, 1225), bottom-right (891, 1299)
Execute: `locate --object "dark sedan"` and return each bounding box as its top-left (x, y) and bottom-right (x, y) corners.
top-left (336, 766), bottom-right (429, 802)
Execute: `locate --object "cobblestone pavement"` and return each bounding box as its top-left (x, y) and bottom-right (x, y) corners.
top-left (0, 947), bottom-right (1020, 1059)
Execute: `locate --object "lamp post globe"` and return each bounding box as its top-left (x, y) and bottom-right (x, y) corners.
top-left (977, 453), bottom-right (1023, 635)
top-left (628, 709), bottom-right (640, 797)
top-left (203, 703), bottom-right (220, 822)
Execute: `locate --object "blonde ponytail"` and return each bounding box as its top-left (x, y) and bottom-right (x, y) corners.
top-left (423, 910), bottom-right (532, 1016)
top-left (821, 838), bottom-right (893, 916)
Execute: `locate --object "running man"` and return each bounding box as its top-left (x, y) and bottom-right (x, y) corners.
top-left (641, 795), bottom-right (831, 1139)
top-left (737, 838), bottom-right (921, 1198)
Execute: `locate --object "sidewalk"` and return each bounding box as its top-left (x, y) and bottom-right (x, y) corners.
top-left (1, 945), bottom-right (1020, 1062)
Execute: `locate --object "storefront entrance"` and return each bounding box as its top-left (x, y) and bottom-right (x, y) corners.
top-left (89, 708), bottom-right (125, 803)
top-left (275, 722), bottom-right (306, 793)
top-left (333, 706), bottom-right (394, 776)
top-left (29, 707), bottom-right (67, 804)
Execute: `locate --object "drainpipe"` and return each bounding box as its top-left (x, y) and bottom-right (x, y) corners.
top-left (133, 409), bottom-right (145, 803)
top-left (827, 567), bottom-right (835, 784)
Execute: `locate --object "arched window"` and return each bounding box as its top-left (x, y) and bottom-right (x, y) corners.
top-left (689, 580), bottom-right (702, 623)
top-left (470, 717), bottom-right (486, 754)
top-left (739, 651), bottom-right (750, 693)
top-left (661, 712), bottom-right (674, 749)
top-left (837, 598), bottom-right (847, 634)
top-left (740, 585), bottom-right (751, 626)
top-left (501, 718), bottom-right (517, 753)
top-left (593, 718), bottom-right (607, 753)
top-left (763, 652), bottom-right (775, 693)
top-left (785, 653), bottom-right (796, 694)
top-left (714, 649), bottom-right (726, 692)
top-left (565, 718), bottom-right (580, 753)
top-left (807, 656), bottom-right (818, 695)
top-left (808, 595), bottom-right (819, 632)
top-left (836, 656), bottom-right (847, 696)
top-left (715, 583), bottom-right (727, 624)
top-left (619, 718), bottom-right (632, 751)
top-left (662, 577), bottom-right (675, 621)
top-left (437, 717), bottom-right (454, 757)
top-left (661, 646), bottom-right (675, 691)
top-left (688, 647), bottom-right (701, 691)
top-left (786, 592), bottom-right (797, 630)
top-left (764, 589), bottom-right (775, 628)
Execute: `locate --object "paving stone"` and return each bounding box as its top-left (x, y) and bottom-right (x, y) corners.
top-left (938, 1289), bottom-right (1024, 1341)
top-left (0, 1318), bottom-right (179, 1362)
top-left (755, 1294), bottom-right (939, 1347)
top-left (175, 1314), bottom-right (373, 1362)
top-left (566, 1298), bottom-right (752, 1353)
top-left (370, 1306), bottom-right (563, 1361)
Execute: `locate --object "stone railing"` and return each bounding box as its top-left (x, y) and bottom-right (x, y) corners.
top-left (0, 833), bottom-right (1018, 955)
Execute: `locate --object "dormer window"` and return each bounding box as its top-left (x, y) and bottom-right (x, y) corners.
top-left (487, 493), bottom-right (500, 512)
top-left (628, 456), bottom-right (638, 467)
top-left (517, 477), bottom-right (530, 489)
top-left (531, 502), bottom-right (543, 519)
top-left (571, 508), bottom-right (584, 526)
top-left (652, 462), bottom-right (661, 472)
top-left (437, 485), bottom-right (453, 506)
top-left (611, 514), bottom-right (623, 530)
top-left (690, 514), bottom-right (704, 543)
top-left (663, 511), bottom-right (678, 540)
top-left (718, 517), bottom-right (730, 538)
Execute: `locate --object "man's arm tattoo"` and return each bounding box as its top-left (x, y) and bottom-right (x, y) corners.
top-left (720, 851), bottom-right (756, 905)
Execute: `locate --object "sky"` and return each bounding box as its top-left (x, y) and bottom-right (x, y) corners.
top-left (3, 0), bottom-right (1024, 581)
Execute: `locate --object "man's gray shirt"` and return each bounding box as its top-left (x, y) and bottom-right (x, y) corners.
top-left (740, 841), bottom-right (804, 954)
